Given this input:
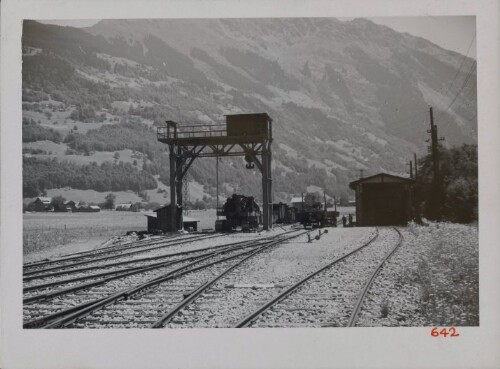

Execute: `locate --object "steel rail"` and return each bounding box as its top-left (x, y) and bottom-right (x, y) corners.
top-left (24, 235), bottom-right (263, 284)
top-left (23, 236), bottom-right (274, 304)
top-left (234, 228), bottom-right (380, 328)
top-left (25, 243), bottom-right (260, 329)
top-left (150, 230), bottom-right (308, 328)
top-left (346, 227), bottom-right (403, 327)
top-left (41, 231), bottom-right (302, 329)
top-left (25, 230), bottom-right (301, 328)
top-left (23, 233), bottom-right (207, 269)
top-left (23, 233), bottom-right (223, 277)
top-left (24, 237), bottom-right (272, 292)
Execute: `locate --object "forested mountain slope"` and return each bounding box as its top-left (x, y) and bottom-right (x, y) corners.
top-left (22, 18), bottom-right (477, 205)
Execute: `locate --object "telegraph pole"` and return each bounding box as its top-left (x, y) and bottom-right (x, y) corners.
top-left (414, 153), bottom-right (418, 180)
top-left (427, 107), bottom-right (445, 219)
top-left (407, 160), bottom-right (413, 179)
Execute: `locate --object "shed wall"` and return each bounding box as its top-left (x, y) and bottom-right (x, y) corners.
top-left (355, 182), bottom-right (412, 226)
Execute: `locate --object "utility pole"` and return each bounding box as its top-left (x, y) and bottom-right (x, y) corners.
top-left (414, 153), bottom-right (418, 180)
top-left (427, 107), bottom-right (445, 219)
top-left (407, 160), bottom-right (413, 179)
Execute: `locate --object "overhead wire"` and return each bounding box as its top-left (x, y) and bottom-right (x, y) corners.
top-left (434, 32), bottom-right (477, 123)
top-left (395, 35), bottom-right (476, 130)
top-left (436, 60), bottom-right (476, 122)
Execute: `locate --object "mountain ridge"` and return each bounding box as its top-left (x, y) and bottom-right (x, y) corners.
top-left (22, 18), bottom-right (477, 204)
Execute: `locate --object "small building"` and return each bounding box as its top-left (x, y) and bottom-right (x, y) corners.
top-left (154, 204), bottom-right (182, 232)
top-left (64, 200), bottom-right (77, 212)
top-left (145, 215), bottom-right (159, 233)
top-left (182, 216), bottom-right (200, 232)
top-left (33, 197), bottom-right (52, 212)
top-left (116, 203), bottom-right (132, 211)
top-left (146, 205), bottom-right (199, 233)
top-left (88, 205), bottom-right (101, 212)
top-left (75, 204), bottom-right (101, 212)
top-left (349, 173), bottom-right (414, 226)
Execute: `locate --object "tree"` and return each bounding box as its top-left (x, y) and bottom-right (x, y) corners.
top-left (416, 144), bottom-right (477, 223)
top-left (103, 193), bottom-right (116, 210)
top-left (113, 152), bottom-right (120, 162)
top-left (51, 195), bottom-right (67, 212)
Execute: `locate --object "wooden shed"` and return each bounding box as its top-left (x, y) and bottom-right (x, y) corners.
top-left (154, 204), bottom-right (183, 232)
top-left (146, 206), bottom-right (199, 233)
top-left (182, 216), bottom-right (200, 232)
top-left (145, 215), bottom-right (159, 233)
top-left (349, 173), bottom-right (414, 226)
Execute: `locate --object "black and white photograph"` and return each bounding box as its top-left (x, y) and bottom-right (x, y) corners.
top-left (20, 15), bottom-right (479, 329)
top-left (1, 0), bottom-right (499, 368)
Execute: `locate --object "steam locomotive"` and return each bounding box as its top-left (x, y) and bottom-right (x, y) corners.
top-left (215, 194), bottom-right (262, 232)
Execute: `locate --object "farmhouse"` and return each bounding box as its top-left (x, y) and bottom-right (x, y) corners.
top-left (33, 197), bottom-right (52, 212)
top-left (64, 200), bottom-right (77, 212)
top-left (88, 205), bottom-right (101, 212)
top-left (116, 203), bottom-right (132, 211)
top-left (75, 204), bottom-right (101, 212)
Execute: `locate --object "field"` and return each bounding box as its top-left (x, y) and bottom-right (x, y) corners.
top-left (23, 209), bottom-right (217, 262)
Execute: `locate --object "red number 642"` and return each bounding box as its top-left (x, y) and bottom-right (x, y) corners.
top-left (431, 327), bottom-right (460, 337)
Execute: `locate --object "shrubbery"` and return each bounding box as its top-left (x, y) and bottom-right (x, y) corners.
top-left (416, 144), bottom-right (478, 223)
top-left (22, 118), bottom-right (62, 143)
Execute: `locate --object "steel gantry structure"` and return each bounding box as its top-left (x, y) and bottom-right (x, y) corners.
top-left (157, 113), bottom-right (273, 232)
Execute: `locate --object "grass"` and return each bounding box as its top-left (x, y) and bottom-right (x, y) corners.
top-left (23, 211), bottom-right (148, 255)
top-left (23, 209), bottom-right (218, 255)
top-left (23, 226), bottom-right (128, 254)
top-left (404, 222), bottom-right (479, 326)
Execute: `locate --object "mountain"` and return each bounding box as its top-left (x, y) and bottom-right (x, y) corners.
top-left (22, 18), bottom-right (477, 205)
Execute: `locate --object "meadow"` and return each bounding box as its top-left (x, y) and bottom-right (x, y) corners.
top-left (23, 209), bottom-right (217, 257)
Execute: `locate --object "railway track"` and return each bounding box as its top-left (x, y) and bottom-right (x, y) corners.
top-left (148, 227), bottom-right (376, 328)
top-left (24, 228), bottom-right (304, 328)
top-left (22, 232), bottom-right (187, 268)
top-left (235, 227), bottom-right (403, 328)
top-left (23, 233), bottom-right (221, 277)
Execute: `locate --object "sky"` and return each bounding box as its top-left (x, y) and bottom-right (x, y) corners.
top-left (40, 16), bottom-right (476, 59)
top-left (363, 16), bottom-right (476, 58)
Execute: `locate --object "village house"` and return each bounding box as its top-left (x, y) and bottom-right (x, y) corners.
top-left (33, 197), bottom-right (52, 212)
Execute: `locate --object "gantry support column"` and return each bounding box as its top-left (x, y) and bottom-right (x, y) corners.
top-left (169, 145), bottom-right (177, 232)
top-left (267, 143), bottom-right (273, 230)
top-left (261, 142), bottom-right (273, 231)
top-left (175, 151), bottom-right (184, 231)
top-left (262, 148), bottom-right (269, 230)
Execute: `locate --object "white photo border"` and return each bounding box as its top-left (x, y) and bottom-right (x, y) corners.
top-left (1, 0), bottom-right (499, 368)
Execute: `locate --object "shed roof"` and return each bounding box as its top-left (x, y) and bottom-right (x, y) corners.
top-left (144, 213), bottom-right (199, 223)
top-left (290, 197), bottom-right (304, 203)
top-left (154, 203), bottom-right (183, 212)
top-left (36, 197), bottom-right (52, 204)
top-left (349, 173), bottom-right (413, 190)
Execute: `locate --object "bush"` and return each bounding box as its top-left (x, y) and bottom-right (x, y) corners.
top-left (416, 144), bottom-right (477, 223)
